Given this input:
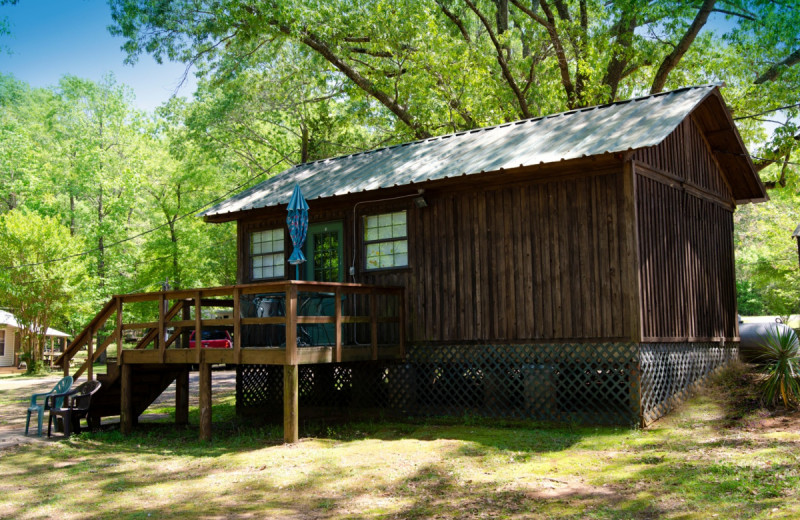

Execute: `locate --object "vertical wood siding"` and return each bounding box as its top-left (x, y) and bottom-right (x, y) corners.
top-left (633, 115), bottom-right (738, 341)
top-left (362, 172), bottom-right (629, 342)
top-left (240, 171), bottom-right (631, 344)
top-left (632, 117), bottom-right (733, 202)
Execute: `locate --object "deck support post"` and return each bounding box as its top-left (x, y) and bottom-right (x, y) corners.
top-left (199, 361), bottom-right (212, 441)
top-left (283, 364), bottom-right (299, 443)
top-left (175, 369), bottom-right (190, 427)
top-left (120, 363), bottom-right (133, 435)
top-left (87, 326), bottom-right (94, 381)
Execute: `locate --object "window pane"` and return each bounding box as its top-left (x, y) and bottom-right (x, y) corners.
top-left (394, 240), bottom-right (408, 254)
top-left (379, 254), bottom-right (394, 268)
top-left (392, 224), bottom-right (405, 238)
top-left (366, 227), bottom-right (378, 241)
top-left (392, 212), bottom-right (406, 225)
top-left (379, 242), bottom-right (394, 255)
top-left (366, 243), bottom-right (380, 269)
top-left (395, 252), bottom-right (408, 266)
top-left (378, 213), bottom-right (392, 227)
top-left (378, 225), bottom-right (392, 239)
top-left (253, 267), bottom-right (263, 279)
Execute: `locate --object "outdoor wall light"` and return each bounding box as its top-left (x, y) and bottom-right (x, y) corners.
top-left (413, 195), bottom-right (428, 208)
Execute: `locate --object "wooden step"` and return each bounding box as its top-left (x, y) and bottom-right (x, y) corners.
top-left (88, 367), bottom-right (183, 422)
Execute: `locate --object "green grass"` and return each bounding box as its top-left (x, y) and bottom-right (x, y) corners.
top-left (0, 364), bottom-right (798, 519)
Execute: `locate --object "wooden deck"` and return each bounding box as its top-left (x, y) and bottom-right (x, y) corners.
top-left (55, 280), bottom-right (405, 442)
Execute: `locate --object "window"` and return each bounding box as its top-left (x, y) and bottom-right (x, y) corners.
top-left (251, 228), bottom-right (285, 280)
top-left (0, 330), bottom-right (4, 356)
top-left (364, 211), bottom-right (408, 270)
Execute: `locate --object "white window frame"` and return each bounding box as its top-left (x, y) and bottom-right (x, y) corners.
top-left (250, 228), bottom-right (285, 280)
top-left (363, 211), bottom-right (408, 271)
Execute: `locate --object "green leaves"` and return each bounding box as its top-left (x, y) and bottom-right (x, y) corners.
top-left (754, 326), bottom-right (800, 408)
top-left (0, 210), bottom-right (89, 365)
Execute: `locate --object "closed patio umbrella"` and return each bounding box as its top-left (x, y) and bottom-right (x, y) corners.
top-left (286, 184), bottom-right (309, 279)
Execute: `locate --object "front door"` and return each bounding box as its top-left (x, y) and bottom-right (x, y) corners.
top-left (305, 221), bottom-right (344, 282)
top-left (302, 221), bottom-right (343, 345)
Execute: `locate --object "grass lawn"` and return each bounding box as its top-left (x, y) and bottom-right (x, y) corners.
top-left (0, 363), bottom-right (798, 519)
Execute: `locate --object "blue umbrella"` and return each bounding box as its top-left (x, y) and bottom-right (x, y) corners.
top-left (286, 184), bottom-right (309, 280)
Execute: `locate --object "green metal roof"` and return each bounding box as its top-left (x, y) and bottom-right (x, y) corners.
top-left (203, 85), bottom-right (758, 218)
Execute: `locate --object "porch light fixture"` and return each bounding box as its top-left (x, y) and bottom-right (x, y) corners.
top-left (413, 195), bottom-right (428, 208)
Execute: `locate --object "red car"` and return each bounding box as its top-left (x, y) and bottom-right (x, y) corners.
top-left (189, 329), bottom-right (233, 349)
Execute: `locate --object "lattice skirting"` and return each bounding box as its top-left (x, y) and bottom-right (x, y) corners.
top-left (236, 342), bottom-right (737, 426)
top-left (237, 343), bottom-right (641, 426)
top-left (639, 342), bottom-right (738, 425)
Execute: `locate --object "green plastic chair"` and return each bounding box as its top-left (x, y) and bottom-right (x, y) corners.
top-left (25, 376), bottom-right (73, 436)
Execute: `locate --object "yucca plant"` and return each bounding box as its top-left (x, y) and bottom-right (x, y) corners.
top-left (755, 326), bottom-right (800, 408)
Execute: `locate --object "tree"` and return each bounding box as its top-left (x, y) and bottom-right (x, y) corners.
top-left (0, 210), bottom-right (89, 373)
top-left (109, 0), bottom-right (799, 151)
top-left (734, 187), bottom-right (800, 317)
top-left (46, 75), bottom-right (147, 294)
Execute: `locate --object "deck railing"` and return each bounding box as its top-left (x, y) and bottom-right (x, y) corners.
top-left (56, 280), bottom-right (405, 380)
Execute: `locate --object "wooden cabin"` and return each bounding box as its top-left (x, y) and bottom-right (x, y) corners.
top-left (56, 85), bottom-right (766, 441)
top-left (202, 84), bottom-right (765, 427)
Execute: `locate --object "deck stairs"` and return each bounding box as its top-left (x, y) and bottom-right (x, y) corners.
top-left (89, 363), bottom-right (183, 422)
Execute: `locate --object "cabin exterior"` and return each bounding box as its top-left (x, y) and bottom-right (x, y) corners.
top-left (200, 85), bottom-right (766, 427)
top-left (54, 85), bottom-right (766, 442)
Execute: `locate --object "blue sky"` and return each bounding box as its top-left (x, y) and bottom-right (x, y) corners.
top-left (0, 0), bottom-right (196, 112)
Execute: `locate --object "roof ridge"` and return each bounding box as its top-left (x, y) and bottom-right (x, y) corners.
top-left (291, 85), bottom-right (718, 169)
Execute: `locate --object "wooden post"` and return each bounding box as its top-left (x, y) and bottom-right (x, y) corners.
top-left (120, 363), bottom-right (133, 435)
top-left (233, 287), bottom-right (242, 364)
top-left (87, 327), bottom-right (94, 382)
top-left (116, 297), bottom-right (123, 366)
top-left (181, 300), bottom-right (190, 348)
top-left (334, 287), bottom-right (342, 363)
top-left (199, 359), bottom-right (212, 441)
top-left (283, 364), bottom-right (299, 443)
top-left (175, 369), bottom-right (189, 427)
top-left (370, 289), bottom-right (378, 361)
top-left (194, 291), bottom-right (202, 365)
top-left (622, 157), bottom-right (643, 343)
top-left (285, 284), bottom-right (298, 365)
top-left (158, 292), bottom-right (166, 363)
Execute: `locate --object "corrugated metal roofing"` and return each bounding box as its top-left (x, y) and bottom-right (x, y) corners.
top-left (204, 85), bottom-right (718, 217)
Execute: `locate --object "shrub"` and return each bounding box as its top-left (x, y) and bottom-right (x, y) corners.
top-left (755, 327), bottom-right (800, 408)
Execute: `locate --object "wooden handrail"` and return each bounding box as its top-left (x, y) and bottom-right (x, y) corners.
top-left (57, 281), bottom-right (405, 377)
top-left (55, 298), bottom-right (117, 368)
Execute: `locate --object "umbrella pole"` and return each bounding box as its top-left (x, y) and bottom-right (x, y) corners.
top-left (296, 265), bottom-right (299, 280)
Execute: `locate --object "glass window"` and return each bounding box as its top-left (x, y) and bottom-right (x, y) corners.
top-left (364, 211), bottom-right (408, 270)
top-left (0, 330), bottom-right (4, 356)
top-left (251, 228), bottom-right (285, 280)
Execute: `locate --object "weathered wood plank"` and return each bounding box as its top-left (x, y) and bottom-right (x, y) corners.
top-left (175, 370), bottom-right (189, 426)
top-left (283, 365), bottom-right (299, 443)
top-left (199, 361), bottom-right (212, 441)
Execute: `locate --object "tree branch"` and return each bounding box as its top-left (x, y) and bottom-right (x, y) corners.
top-left (755, 48), bottom-right (800, 84)
top-left (510, 0), bottom-right (577, 107)
top-left (463, 0), bottom-right (531, 117)
top-left (274, 24), bottom-right (431, 139)
top-left (650, 0), bottom-right (716, 94)
top-left (436, 0), bottom-right (472, 42)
